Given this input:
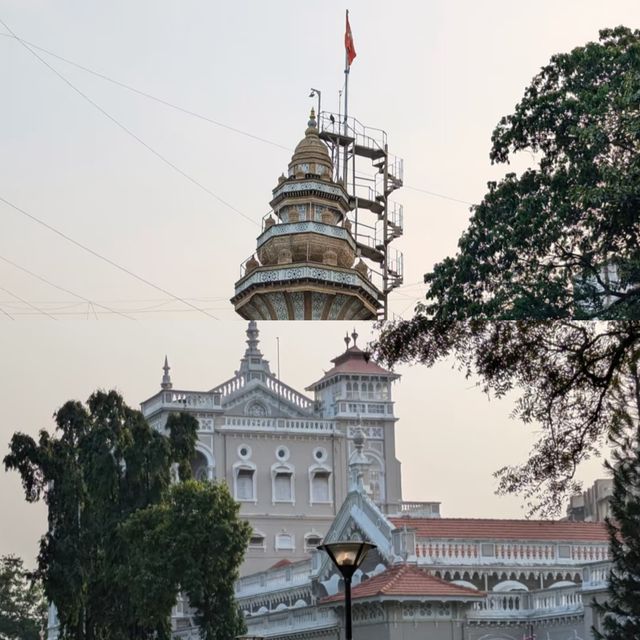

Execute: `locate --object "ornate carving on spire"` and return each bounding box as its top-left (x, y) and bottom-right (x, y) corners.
top-left (238, 321), bottom-right (272, 377)
top-left (349, 426), bottom-right (370, 492)
top-left (161, 355), bottom-right (172, 390)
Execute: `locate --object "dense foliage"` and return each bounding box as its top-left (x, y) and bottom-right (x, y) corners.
top-left (373, 320), bottom-right (640, 515)
top-left (0, 555), bottom-right (46, 640)
top-left (422, 26), bottom-right (640, 320)
top-left (4, 390), bottom-right (249, 640)
top-left (593, 363), bottom-right (640, 638)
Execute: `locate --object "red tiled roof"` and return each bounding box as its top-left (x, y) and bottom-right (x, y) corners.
top-left (307, 346), bottom-right (398, 389)
top-left (389, 517), bottom-right (609, 542)
top-left (321, 564), bottom-right (483, 603)
top-left (270, 559), bottom-right (293, 569)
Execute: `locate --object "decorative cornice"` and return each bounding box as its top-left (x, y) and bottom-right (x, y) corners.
top-left (257, 221), bottom-right (356, 252)
top-left (233, 265), bottom-right (381, 303)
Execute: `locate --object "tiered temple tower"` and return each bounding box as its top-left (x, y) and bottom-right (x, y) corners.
top-left (231, 110), bottom-right (382, 320)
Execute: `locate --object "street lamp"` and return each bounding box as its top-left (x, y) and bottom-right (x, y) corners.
top-left (317, 541), bottom-right (376, 640)
top-left (309, 88), bottom-right (322, 121)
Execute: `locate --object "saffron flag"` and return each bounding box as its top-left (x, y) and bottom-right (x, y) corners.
top-left (345, 11), bottom-right (356, 67)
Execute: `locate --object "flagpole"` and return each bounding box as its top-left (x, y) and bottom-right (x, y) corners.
top-left (343, 9), bottom-right (350, 188)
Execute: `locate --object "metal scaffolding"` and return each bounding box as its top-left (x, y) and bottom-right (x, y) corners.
top-left (317, 111), bottom-right (404, 320)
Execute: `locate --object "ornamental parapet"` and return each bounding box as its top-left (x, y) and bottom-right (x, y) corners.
top-left (581, 560), bottom-right (612, 591)
top-left (256, 221), bottom-right (356, 253)
top-left (245, 607), bottom-right (339, 638)
top-left (234, 263), bottom-right (381, 303)
top-left (415, 540), bottom-right (609, 566)
top-left (236, 560), bottom-right (312, 598)
top-left (141, 390), bottom-right (222, 418)
top-left (469, 586), bottom-right (583, 621)
top-left (221, 416), bottom-right (337, 435)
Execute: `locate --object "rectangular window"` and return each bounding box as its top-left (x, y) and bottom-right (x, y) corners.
top-left (236, 469), bottom-right (254, 501)
top-left (274, 472), bottom-right (293, 502)
top-left (312, 471), bottom-right (331, 503)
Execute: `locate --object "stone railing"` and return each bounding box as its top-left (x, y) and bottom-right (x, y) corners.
top-left (236, 561), bottom-right (312, 599)
top-left (582, 560), bottom-right (612, 590)
top-left (415, 540), bottom-right (608, 566)
top-left (141, 390), bottom-right (221, 417)
top-left (211, 373), bottom-right (313, 411)
top-left (222, 416), bottom-right (335, 435)
top-left (470, 585), bottom-right (583, 620)
top-left (398, 502), bottom-right (441, 518)
top-left (246, 607), bottom-right (338, 638)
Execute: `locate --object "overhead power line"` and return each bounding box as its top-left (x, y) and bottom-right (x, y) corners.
top-left (0, 253), bottom-right (135, 320)
top-left (0, 19), bottom-right (258, 227)
top-left (0, 285), bottom-right (57, 319)
top-left (0, 195), bottom-right (220, 320)
top-left (0, 32), bottom-right (291, 153)
top-left (0, 30), bottom-right (474, 210)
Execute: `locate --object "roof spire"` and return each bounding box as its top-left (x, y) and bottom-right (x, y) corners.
top-left (349, 425), bottom-right (370, 492)
top-left (344, 331), bottom-right (351, 350)
top-left (351, 328), bottom-right (359, 347)
top-left (237, 321), bottom-right (272, 378)
top-left (245, 321), bottom-right (261, 357)
top-left (161, 355), bottom-right (172, 390)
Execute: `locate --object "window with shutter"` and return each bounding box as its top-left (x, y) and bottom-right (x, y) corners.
top-left (237, 468), bottom-right (254, 500)
top-left (311, 470), bottom-right (330, 503)
top-left (274, 471), bottom-right (293, 502)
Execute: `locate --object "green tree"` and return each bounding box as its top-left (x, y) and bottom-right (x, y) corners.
top-left (4, 390), bottom-right (247, 639)
top-left (593, 364), bottom-right (640, 638)
top-left (420, 26), bottom-right (640, 320)
top-left (0, 555), bottom-right (46, 640)
top-left (373, 320), bottom-right (640, 515)
top-left (123, 481), bottom-right (251, 640)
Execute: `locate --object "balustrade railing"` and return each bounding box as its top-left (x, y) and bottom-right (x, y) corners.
top-left (141, 390), bottom-right (221, 417)
top-left (236, 561), bottom-right (312, 598)
top-left (471, 585), bottom-right (583, 619)
top-left (415, 540), bottom-right (608, 565)
top-left (246, 607), bottom-right (338, 637)
top-left (222, 416), bottom-right (335, 434)
top-left (211, 373), bottom-right (313, 410)
top-left (582, 560), bottom-right (612, 589)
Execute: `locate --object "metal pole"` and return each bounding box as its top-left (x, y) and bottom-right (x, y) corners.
top-left (382, 143), bottom-right (389, 321)
top-left (345, 576), bottom-right (353, 640)
top-left (343, 11), bottom-right (349, 187)
top-left (336, 89), bottom-right (342, 182)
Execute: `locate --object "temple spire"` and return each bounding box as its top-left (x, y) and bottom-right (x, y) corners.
top-left (161, 355), bottom-right (172, 390)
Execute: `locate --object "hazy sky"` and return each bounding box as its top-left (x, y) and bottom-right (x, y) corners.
top-left (1, 1), bottom-right (634, 563)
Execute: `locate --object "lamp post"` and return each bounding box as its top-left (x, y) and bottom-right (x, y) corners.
top-left (317, 541), bottom-right (376, 640)
top-left (309, 88), bottom-right (322, 120)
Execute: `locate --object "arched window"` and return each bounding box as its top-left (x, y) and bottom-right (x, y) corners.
top-left (309, 465), bottom-right (332, 504)
top-left (234, 463), bottom-right (256, 502)
top-left (272, 463), bottom-right (294, 503)
top-left (249, 531), bottom-right (266, 550)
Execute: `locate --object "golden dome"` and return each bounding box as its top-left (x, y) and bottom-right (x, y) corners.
top-left (288, 109), bottom-right (332, 177)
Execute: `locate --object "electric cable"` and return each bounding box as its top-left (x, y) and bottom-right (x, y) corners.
top-left (0, 19), bottom-right (258, 227)
top-left (0, 285), bottom-right (57, 319)
top-left (0, 194), bottom-right (220, 320)
top-left (0, 253), bottom-right (136, 320)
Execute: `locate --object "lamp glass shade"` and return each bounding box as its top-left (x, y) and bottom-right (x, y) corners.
top-left (317, 541), bottom-right (376, 579)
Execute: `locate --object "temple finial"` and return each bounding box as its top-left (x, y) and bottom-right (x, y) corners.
top-left (308, 107), bottom-right (317, 129)
top-left (161, 355), bottom-right (172, 390)
top-left (351, 328), bottom-right (359, 347)
top-left (344, 332), bottom-right (351, 349)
